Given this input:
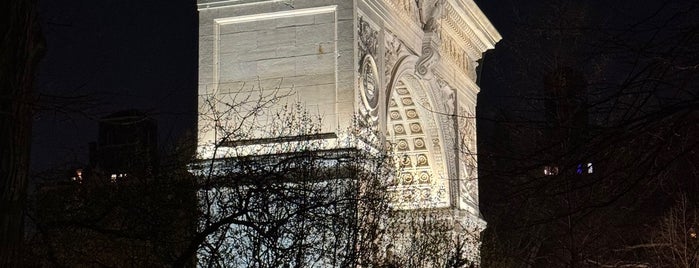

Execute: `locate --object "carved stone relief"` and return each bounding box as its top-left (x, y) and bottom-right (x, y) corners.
top-left (436, 77), bottom-right (455, 114)
top-left (417, 0), bottom-right (445, 33)
top-left (385, 0), bottom-right (421, 24)
top-left (459, 108), bottom-right (478, 209)
top-left (385, 73), bottom-right (452, 208)
top-left (415, 34), bottom-right (440, 80)
top-left (358, 16), bottom-right (380, 127)
top-left (384, 31), bottom-right (410, 81)
top-left (415, 0), bottom-right (445, 81)
top-left (359, 55), bottom-right (380, 126)
top-left (358, 16), bottom-right (379, 66)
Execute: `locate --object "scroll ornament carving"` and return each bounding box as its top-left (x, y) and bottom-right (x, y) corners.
top-left (415, 0), bottom-right (445, 80)
top-left (415, 43), bottom-right (439, 80)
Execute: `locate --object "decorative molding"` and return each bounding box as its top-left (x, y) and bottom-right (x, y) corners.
top-left (197, 0), bottom-right (284, 10)
top-left (449, 0), bottom-right (502, 49)
top-left (443, 3), bottom-right (486, 54)
top-left (213, 5), bottom-right (336, 23)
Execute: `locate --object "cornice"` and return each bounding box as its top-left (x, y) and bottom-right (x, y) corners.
top-left (446, 0), bottom-right (501, 51)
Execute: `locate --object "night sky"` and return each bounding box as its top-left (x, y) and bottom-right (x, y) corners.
top-left (28, 0), bottom-right (698, 266)
top-left (31, 0), bottom-right (678, 168)
top-left (33, 0), bottom-right (197, 171)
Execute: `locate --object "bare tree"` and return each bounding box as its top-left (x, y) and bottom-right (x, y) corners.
top-left (0, 0), bottom-right (44, 265)
top-left (619, 195), bottom-right (699, 268)
top-left (180, 82), bottom-right (399, 267)
top-left (26, 80), bottom-right (482, 267)
top-left (477, 0), bottom-right (699, 266)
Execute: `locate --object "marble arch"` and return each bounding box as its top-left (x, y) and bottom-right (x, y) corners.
top-left (195, 0), bottom-right (501, 263)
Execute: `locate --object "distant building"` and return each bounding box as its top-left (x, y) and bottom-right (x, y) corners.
top-left (542, 67), bottom-right (593, 176)
top-left (89, 110), bottom-right (158, 179)
top-left (29, 110), bottom-right (195, 267)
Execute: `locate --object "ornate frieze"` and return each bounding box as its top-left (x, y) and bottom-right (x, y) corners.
top-left (439, 33), bottom-right (477, 81)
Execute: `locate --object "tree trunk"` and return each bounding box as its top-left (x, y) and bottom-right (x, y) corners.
top-left (0, 0), bottom-right (43, 265)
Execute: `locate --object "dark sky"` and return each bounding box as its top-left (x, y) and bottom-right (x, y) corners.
top-left (31, 0), bottom-right (670, 170)
top-left (34, 0), bottom-right (198, 170)
top-left (32, 0), bottom-right (513, 171)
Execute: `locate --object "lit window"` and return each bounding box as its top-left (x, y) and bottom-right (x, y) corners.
top-left (71, 169), bottom-right (84, 183)
top-left (544, 166), bottom-right (558, 176)
top-left (110, 174), bottom-right (117, 183)
top-left (587, 162), bottom-right (593, 174)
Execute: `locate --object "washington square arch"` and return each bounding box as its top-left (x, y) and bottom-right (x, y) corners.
top-left (195, 0), bottom-right (500, 265)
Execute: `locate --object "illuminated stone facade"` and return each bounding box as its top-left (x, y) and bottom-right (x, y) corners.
top-left (196, 0), bottom-right (500, 262)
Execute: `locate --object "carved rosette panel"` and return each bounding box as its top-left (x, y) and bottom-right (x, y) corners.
top-left (358, 17), bottom-right (380, 127)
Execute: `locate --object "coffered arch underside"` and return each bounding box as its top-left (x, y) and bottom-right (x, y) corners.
top-left (383, 56), bottom-right (458, 209)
